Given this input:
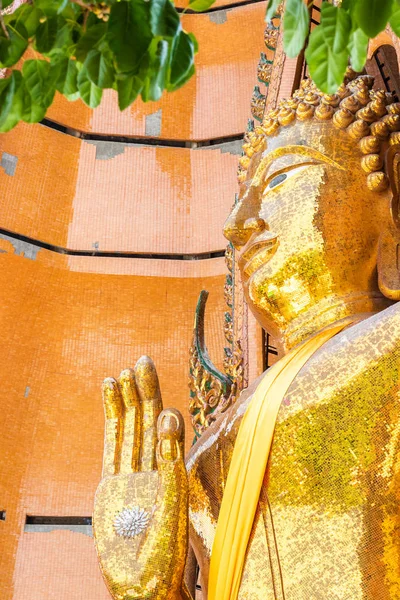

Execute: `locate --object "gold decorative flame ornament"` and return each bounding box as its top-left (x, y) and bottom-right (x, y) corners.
top-left (188, 291), bottom-right (234, 439)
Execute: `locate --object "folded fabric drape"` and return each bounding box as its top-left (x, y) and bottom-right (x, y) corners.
top-left (208, 322), bottom-right (349, 600)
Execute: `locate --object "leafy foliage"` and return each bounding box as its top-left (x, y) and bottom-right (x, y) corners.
top-left (283, 0), bottom-right (309, 59)
top-left (305, 3), bottom-right (351, 93)
top-left (266, 0), bottom-right (400, 94)
top-left (0, 0), bottom-right (200, 131)
top-left (3, 0), bottom-right (400, 132)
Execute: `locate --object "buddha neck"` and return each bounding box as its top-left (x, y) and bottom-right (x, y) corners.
top-left (279, 291), bottom-right (393, 354)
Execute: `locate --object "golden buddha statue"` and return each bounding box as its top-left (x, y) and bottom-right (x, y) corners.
top-left (93, 72), bottom-right (400, 600)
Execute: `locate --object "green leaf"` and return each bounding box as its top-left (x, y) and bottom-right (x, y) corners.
top-left (168, 30), bottom-right (194, 90)
top-left (52, 17), bottom-right (75, 53)
top-left (20, 58), bottom-right (57, 123)
top-left (348, 27), bottom-right (368, 72)
top-left (283, 0), bottom-right (309, 58)
top-left (117, 74), bottom-right (143, 110)
top-left (0, 23), bottom-right (28, 68)
top-left (52, 57), bottom-right (78, 95)
top-left (266, 0), bottom-right (281, 21)
top-left (0, 77), bottom-right (12, 124)
top-left (64, 63), bottom-right (79, 96)
top-left (59, 1), bottom-right (81, 20)
top-left (188, 32), bottom-right (198, 53)
top-left (22, 96), bottom-right (47, 123)
top-left (0, 76), bottom-right (10, 97)
top-left (107, 0), bottom-right (152, 73)
top-left (10, 4), bottom-right (42, 37)
top-left (141, 38), bottom-right (168, 102)
top-left (0, 37), bottom-right (11, 67)
top-left (0, 71), bottom-right (25, 132)
top-left (86, 11), bottom-right (101, 29)
top-left (35, 16), bottom-right (58, 53)
top-left (320, 2), bottom-right (351, 54)
top-left (305, 16), bottom-right (348, 94)
top-left (150, 0), bottom-right (180, 37)
top-left (354, 0), bottom-right (392, 38)
top-left (85, 48), bottom-right (115, 89)
top-left (390, 2), bottom-right (400, 36)
top-left (169, 63), bottom-right (194, 91)
top-left (75, 23), bottom-right (107, 62)
top-left (35, 0), bottom-right (64, 17)
top-left (22, 58), bottom-right (50, 103)
top-left (21, 75), bottom-right (48, 123)
top-left (57, 0), bottom-right (69, 14)
top-left (188, 0), bottom-right (215, 12)
top-left (77, 64), bottom-right (103, 108)
top-left (2, 0), bottom-right (15, 9)
top-left (65, 90), bottom-right (80, 101)
top-left (22, 58), bottom-right (56, 108)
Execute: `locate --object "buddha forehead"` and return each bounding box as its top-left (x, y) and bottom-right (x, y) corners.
top-left (240, 75), bottom-right (400, 195)
top-left (253, 120), bottom-right (354, 178)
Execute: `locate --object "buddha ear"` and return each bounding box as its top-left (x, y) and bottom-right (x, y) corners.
top-left (378, 144), bottom-right (400, 300)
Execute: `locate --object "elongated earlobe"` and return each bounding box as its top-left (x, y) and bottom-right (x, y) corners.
top-left (378, 230), bottom-right (400, 300)
top-left (378, 145), bottom-right (400, 299)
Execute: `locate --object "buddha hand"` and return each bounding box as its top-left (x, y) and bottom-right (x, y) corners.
top-left (93, 356), bottom-right (189, 600)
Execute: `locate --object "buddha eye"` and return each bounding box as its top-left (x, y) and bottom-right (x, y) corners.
top-left (268, 173), bottom-right (287, 189)
top-left (264, 163), bottom-right (311, 196)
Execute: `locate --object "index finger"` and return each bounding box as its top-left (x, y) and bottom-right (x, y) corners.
top-left (101, 378), bottom-right (123, 478)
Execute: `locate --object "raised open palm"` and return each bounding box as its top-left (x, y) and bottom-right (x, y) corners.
top-left (93, 356), bottom-right (189, 600)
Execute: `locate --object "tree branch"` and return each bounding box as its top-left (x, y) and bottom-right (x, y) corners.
top-left (0, 0), bottom-right (10, 40)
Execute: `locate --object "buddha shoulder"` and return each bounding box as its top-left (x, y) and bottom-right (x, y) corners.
top-left (187, 303), bottom-right (400, 474)
top-left (287, 303), bottom-right (400, 401)
top-left (274, 304), bottom-right (400, 447)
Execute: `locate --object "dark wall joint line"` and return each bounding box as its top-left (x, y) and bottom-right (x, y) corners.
top-left (176, 0), bottom-right (266, 14)
top-left (26, 516), bottom-right (92, 525)
top-left (40, 119), bottom-right (244, 148)
top-left (0, 227), bottom-right (226, 260)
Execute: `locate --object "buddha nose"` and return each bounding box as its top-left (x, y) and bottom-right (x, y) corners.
top-left (223, 214), bottom-right (266, 249)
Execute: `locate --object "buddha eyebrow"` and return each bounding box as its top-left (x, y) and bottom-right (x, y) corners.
top-left (251, 145), bottom-right (343, 187)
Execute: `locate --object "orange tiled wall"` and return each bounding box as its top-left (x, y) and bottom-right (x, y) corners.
top-left (0, 0), bottom-right (269, 596)
top-left (46, 3), bottom-right (267, 139)
top-left (0, 246), bottom-right (227, 599)
top-left (0, 122), bottom-right (239, 252)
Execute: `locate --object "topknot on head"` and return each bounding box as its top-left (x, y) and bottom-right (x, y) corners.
top-left (239, 71), bottom-right (399, 192)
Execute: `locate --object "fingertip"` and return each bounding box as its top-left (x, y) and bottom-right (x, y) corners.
top-left (135, 355), bottom-right (155, 368)
top-left (102, 377), bottom-right (122, 419)
top-left (102, 377), bottom-right (118, 395)
top-left (134, 356), bottom-right (161, 401)
top-left (118, 368), bottom-right (139, 409)
top-left (134, 356), bottom-right (158, 381)
top-left (157, 408), bottom-right (184, 441)
top-left (118, 368), bottom-right (135, 384)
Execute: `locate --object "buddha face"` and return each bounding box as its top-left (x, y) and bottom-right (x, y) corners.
top-left (223, 119), bottom-right (393, 349)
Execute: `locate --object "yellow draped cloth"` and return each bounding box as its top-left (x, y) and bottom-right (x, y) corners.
top-left (208, 323), bottom-right (348, 600)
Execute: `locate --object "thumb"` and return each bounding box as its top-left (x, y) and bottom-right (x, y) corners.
top-left (157, 408), bottom-right (185, 463)
top-left (140, 409), bottom-right (188, 594)
top-left (152, 408), bottom-right (188, 525)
